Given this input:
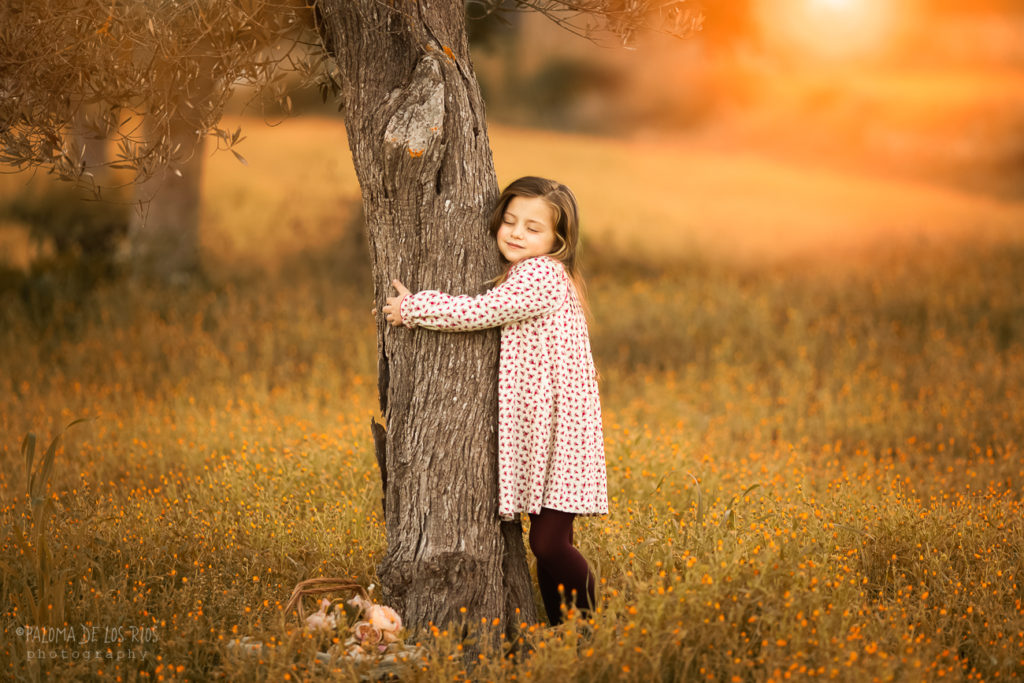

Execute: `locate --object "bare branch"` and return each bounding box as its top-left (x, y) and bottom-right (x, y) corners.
top-left (478, 0), bottom-right (704, 47)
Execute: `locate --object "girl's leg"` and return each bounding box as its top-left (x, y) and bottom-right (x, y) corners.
top-left (535, 562), bottom-right (564, 625)
top-left (533, 514), bottom-right (575, 620)
top-left (528, 507), bottom-right (596, 625)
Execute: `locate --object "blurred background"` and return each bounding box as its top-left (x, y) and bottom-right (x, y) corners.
top-left (3, 0), bottom-right (1023, 284)
top-left (465, 0), bottom-right (1024, 264)
top-left (471, 0), bottom-right (1024, 197)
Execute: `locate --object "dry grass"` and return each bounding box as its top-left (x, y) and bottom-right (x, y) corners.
top-left (1, 117), bottom-right (1023, 681)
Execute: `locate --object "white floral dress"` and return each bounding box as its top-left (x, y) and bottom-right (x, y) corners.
top-left (400, 255), bottom-right (609, 520)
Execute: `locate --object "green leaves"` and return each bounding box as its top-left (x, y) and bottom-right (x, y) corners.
top-left (21, 432), bottom-right (36, 492)
top-left (687, 471), bottom-right (705, 526)
top-left (24, 417), bottom-right (89, 504)
top-left (722, 483), bottom-right (761, 530)
top-left (11, 418), bottom-right (87, 629)
top-left (681, 474), bottom-right (760, 530)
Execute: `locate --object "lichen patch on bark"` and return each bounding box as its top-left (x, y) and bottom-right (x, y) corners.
top-left (384, 56), bottom-right (445, 160)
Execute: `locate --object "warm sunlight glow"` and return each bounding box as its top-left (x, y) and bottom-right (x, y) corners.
top-left (813, 0), bottom-right (853, 9)
top-left (756, 0), bottom-right (906, 61)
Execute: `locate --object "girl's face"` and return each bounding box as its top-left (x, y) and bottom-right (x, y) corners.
top-left (496, 195), bottom-right (558, 264)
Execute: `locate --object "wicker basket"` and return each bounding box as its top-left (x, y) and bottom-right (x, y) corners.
top-left (284, 577), bottom-right (368, 622)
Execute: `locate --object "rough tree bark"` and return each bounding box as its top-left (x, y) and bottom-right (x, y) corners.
top-left (315, 1), bottom-right (538, 633)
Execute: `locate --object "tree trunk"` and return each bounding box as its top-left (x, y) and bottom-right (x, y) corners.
top-left (315, 0), bottom-right (538, 634)
top-left (69, 105), bottom-right (108, 172)
top-left (126, 123), bottom-right (205, 284)
top-left (125, 52), bottom-right (215, 284)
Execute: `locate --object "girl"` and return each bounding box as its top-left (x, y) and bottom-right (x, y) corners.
top-left (381, 176), bottom-right (608, 626)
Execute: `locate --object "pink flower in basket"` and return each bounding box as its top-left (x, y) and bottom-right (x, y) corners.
top-left (352, 620), bottom-right (384, 653)
top-left (366, 604), bottom-right (402, 642)
top-left (348, 590), bottom-right (403, 644)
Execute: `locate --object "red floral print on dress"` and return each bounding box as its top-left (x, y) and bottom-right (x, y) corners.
top-left (401, 256), bottom-right (608, 520)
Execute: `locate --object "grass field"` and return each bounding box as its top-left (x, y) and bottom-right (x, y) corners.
top-left (1, 117), bottom-right (1023, 681)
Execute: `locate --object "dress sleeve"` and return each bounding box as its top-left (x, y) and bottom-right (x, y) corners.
top-left (400, 257), bottom-right (568, 331)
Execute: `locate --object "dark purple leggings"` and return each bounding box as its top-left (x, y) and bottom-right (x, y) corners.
top-left (528, 507), bottom-right (596, 625)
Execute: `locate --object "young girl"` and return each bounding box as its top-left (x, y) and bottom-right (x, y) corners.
top-left (381, 176), bottom-right (608, 626)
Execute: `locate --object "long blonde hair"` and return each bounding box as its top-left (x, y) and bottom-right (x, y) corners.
top-left (489, 176), bottom-right (590, 317)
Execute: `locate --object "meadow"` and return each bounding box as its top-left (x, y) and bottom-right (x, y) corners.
top-left (1, 117), bottom-right (1023, 681)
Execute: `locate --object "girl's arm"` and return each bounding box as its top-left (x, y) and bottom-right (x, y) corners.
top-left (392, 257), bottom-right (568, 332)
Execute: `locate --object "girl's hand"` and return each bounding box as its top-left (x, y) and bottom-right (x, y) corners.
top-left (383, 279), bottom-right (411, 326)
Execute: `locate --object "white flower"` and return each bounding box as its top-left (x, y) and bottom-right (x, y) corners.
top-left (304, 598), bottom-right (337, 632)
top-left (347, 593), bottom-right (373, 613)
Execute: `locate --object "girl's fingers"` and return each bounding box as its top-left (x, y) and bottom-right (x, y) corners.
top-left (380, 287), bottom-right (407, 327)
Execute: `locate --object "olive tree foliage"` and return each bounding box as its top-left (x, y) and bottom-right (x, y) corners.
top-left (0, 0), bottom-right (701, 191)
top-left (0, 1), bottom-right (327, 280)
top-left (469, 0), bottom-right (703, 45)
top-left (0, 0), bottom-right (319, 191)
